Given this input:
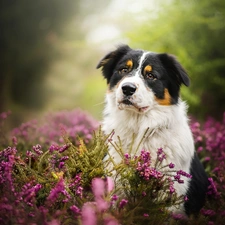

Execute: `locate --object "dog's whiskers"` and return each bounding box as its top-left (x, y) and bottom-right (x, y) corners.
top-left (93, 101), bottom-right (105, 107)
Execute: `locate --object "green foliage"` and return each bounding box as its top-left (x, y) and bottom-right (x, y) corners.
top-left (127, 0), bottom-right (225, 119)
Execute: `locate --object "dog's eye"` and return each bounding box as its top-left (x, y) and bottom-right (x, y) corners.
top-left (119, 68), bottom-right (129, 74)
top-left (146, 73), bottom-right (156, 80)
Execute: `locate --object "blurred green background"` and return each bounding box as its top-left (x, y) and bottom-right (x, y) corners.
top-left (1, 0), bottom-right (225, 128)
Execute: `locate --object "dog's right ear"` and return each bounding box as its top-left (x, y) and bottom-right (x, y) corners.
top-left (96, 45), bottom-right (131, 84)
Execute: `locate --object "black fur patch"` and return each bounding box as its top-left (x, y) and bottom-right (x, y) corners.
top-left (184, 153), bottom-right (209, 216)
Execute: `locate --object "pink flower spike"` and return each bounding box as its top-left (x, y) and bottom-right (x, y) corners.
top-left (47, 219), bottom-right (61, 225)
top-left (81, 203), bottom-right (97, 225)
top-left (104, 216), bottom-right (119, 225)
top-left (96, 198), bottom-right (109, 211)
top-left (92, 178), bottom-right (105, 199)
top-left (106, 177), bottom-right (114, 193)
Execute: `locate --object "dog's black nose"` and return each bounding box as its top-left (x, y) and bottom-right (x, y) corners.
top-left (122, 83), bottom-right (137, 96)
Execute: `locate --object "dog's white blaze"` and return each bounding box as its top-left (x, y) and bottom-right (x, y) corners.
top-left (135, 51), bottom-right (149, 77)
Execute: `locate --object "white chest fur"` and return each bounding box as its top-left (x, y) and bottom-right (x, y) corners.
top-left (102, 93), bottom-right (195, 200)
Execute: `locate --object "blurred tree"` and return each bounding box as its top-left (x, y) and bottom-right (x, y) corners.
top-left (0, 0), bottom-right (81, 111)
top-left (128, 0), bottom-right (225, 119)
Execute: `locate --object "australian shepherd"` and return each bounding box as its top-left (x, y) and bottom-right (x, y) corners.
top-left (97, 45), bottom-right (208, 216)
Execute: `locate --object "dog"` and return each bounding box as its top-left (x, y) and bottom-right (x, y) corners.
top-left (96, 45), bottom-right (208, 216)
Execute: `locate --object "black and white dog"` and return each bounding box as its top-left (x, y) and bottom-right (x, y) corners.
top-left (97, 45), bottom-right (208, 216)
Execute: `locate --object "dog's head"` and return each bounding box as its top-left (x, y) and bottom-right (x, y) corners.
top-left (97, 45), bottom-right (190, 114)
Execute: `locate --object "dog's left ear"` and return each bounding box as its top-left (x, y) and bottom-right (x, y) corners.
top-left (96, 45), bottom-right (132, 84)
top-left (158, 54), bottom-right (190, 87)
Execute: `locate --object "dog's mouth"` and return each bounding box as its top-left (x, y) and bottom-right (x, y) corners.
top-left (121, 99), bottom-right (133, 106)
top-left (118, 99), bottom-right (149, 113)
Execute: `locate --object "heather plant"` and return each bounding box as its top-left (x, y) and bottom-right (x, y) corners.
top-left (10, 109), bottom-right (99, 151)
top-left (190, 113), bottom-right (225, 224)
top-left (0, 110), bottom-right (225, 224)
top-left (0, 128), bottom-right (108, 224)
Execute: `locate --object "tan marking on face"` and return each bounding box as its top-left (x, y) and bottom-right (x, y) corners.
top-left (144, 65), bottom-right (152, 75)
top-left (155, 88), bottom-right (171, 105)
top-left (126, 59), bottom-right (133, 69)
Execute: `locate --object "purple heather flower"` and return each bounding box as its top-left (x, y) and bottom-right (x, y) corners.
top-left (157, 148), bottom-right (166, 161)
top-left (32, 144), bottom-right (43, 155)
top-left (60, 156), bottom-right (69, 162)
top-left (140, 149), bottom-right (151, 163)
top-left (70, 205), bottom-right (81, 214)
top-left (59, 162), bottom-right (65, 169)
top-left (184, 196), bottom-right (188, 201)
top-left (197, 146), bottom-right (203, 152)
top-left (119, 199), bottom-right (128, 209)
top-left (62, 188), bottom-right (71, 203)
top-left (171, 213), bottom-right (187, 220)
top-left (157, 148), bottom-right (163, 155)
top-left (0, 148), bottom-right (16, 192)
top-left (47, 178), bottom-right (64, 202)
top-left (49, 144), bottom-right (60, 153)
top-left (26, 150), bottom-right (33, 157)
top-left (0, 111), bottom-right (11, 120)
top-left (124, 153), bottom-right (130, 159)
top-left (196, 136), bottom-right (203, 142)
top-left (111, 194), bottom-right (118, 201)
top-left (76, 186), bottom-right (83, 198)
top-left (158, 153), bottom-right (166, 162)
top-left (207, 177), bottom-right (219, 198)
top-left (201, 209), bottom-right (216, 216)
top-left (19, 183), bottom-right (42, 207)
top-left (176, 170), bottom-right (192, 179)
top-left (143, 213), bottom-right (149, 217)
top-left (174, 170), bottom-right (192, 184)
top-left (69, 174), bottom-right (83, 198)
top-left (178, 179), bottom-right (184, 184)
top-left (204, 157), bottom-right (211, 162)
top-left (169, 185), bottom-right (175, 194)
top-left (58, 144), bottom-right (70, 153)
top-left (124, 153), bottom-right (131, 164)
top-left (136, 150), bottom-right (164, 180)
top-left (47, 178), bottom-right (71, 203)
top-left (168, 162), bottom-right (175, 169)
top-left (174, 174), bottom-right (181, 180)
top-left (12, 136), bottom-right (18, 146)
